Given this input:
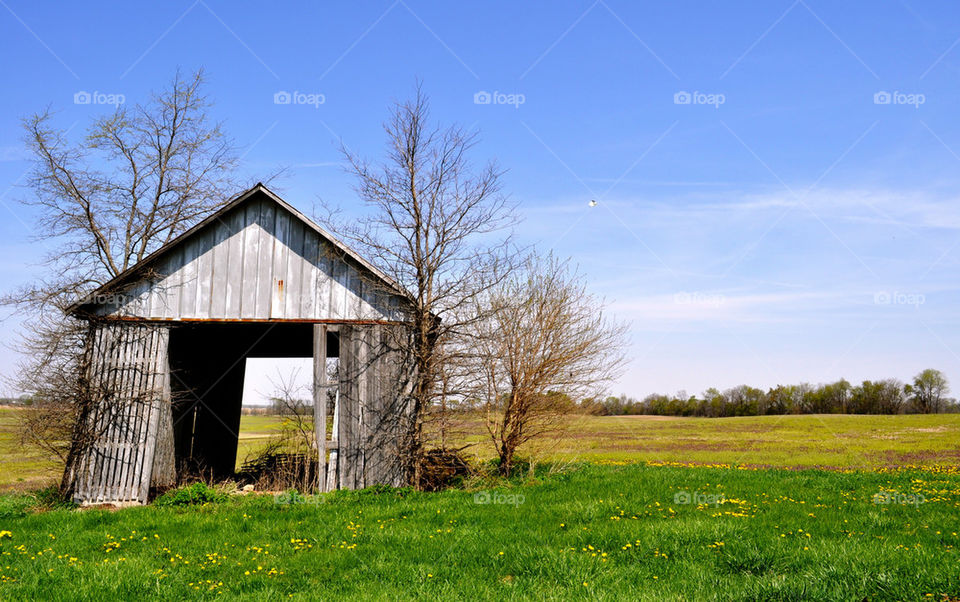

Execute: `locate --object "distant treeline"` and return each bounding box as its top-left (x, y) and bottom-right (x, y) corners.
top-left (0, 396), bottom-right (34, 406)
top-left (584, 369), bottom-right (959, 417)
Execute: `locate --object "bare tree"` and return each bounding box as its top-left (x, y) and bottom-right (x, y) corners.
top-left (333, 85), bottom-right (516, 484)
top-left (907, 369), bottom-right (950, 414)
top-left (471, 254), bottom-right (628, 476)
top-left (3, 70), bottom-right (240, 487)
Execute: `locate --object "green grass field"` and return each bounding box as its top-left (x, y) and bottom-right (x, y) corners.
top-left (2, 410), bottom-right (960, 599)
top-left (1, 463), bottom-right (958, 600)
top-left (235, 414), bottom-right (299, 468)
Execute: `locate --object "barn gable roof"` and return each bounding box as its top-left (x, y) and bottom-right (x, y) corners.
top-left (68, 183), bottom-right (413, 322)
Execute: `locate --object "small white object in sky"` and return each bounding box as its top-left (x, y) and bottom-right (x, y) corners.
top-left (589, 199), bottom-right (597, 207)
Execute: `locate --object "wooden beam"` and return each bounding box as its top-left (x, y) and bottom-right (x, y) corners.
top-left (313, 324), bottom-right (328, 492)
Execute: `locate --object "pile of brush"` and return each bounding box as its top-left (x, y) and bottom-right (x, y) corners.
top-left (417, 448), bottom-right (472, 491)
top-left (238, 446), bottom-right (318, 492)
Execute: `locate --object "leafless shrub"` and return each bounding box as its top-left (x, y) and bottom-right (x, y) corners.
top-left (470, 253), bottom-right (629, 476)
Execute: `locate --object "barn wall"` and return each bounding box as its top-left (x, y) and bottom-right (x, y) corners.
top-left (71, 323), bottom-right (171, 504)
top-left (331, 324), bottom-right (411, 490)
top-left (89, 195), bottom-right (405, 322)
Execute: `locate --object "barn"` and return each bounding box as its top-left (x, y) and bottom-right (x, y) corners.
top-left (63, 183), bottom-right (415, 505)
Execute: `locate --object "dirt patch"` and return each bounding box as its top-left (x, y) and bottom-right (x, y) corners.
top-left (0, 477), bottom-right (57, 494)
top-left (908, 426), bottom-right (951, 433)
top-left (590, 441), bottom-right (823, 453)
top-left (595, 415), bottom-right (680, 422)
top-left (878, 449), bottom-right (960, 463)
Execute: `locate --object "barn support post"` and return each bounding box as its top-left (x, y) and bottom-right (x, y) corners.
top-left (313, 323), bottom-right (328, 492)
top-left (326, 390), bottom-right (340, 491)
top-left (338, 324), bottom-right (359, 489)
top-left (150, 328), bottom-right (176, 490)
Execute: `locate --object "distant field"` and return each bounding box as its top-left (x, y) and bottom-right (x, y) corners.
top-left (0, 408), bottom-right (59, 492)
top-left (235, 414), bottom-right (301, 467)
top-left (239, 412), bottom-right (960, 471)
top-left (445, 413), bottom-right (960, 470)
top-left (2, 410), bottom-right (959, 490)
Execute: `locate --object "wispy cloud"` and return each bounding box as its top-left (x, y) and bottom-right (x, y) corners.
top-left (0, 146), bottom-right (28, 162)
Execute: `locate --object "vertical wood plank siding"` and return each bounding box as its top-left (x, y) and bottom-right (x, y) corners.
top-left (89, 196), bottom-right (406, 323)
top-left (333, 324), bottom-right (409, 490)
top-left (72, 323), bottom-right (171, 504)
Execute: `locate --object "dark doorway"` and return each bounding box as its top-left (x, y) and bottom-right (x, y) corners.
top-left (168, 322), bottom-right (317, 480)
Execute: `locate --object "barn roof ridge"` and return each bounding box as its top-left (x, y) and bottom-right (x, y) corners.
top-left (67, 183), bottom-right (412, 315)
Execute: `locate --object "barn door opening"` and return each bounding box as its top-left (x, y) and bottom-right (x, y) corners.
top-left (167, 322), bottom-right (313, 482)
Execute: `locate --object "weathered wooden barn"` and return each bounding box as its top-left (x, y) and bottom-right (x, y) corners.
top-left (64, 184), bottom-right (414, 505)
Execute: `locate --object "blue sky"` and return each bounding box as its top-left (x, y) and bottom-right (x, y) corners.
top-left (2, 1), bottom-right (960, 402)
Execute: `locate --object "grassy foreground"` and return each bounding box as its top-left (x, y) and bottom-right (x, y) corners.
top-left (1, 463), bottom-right (959, 600)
